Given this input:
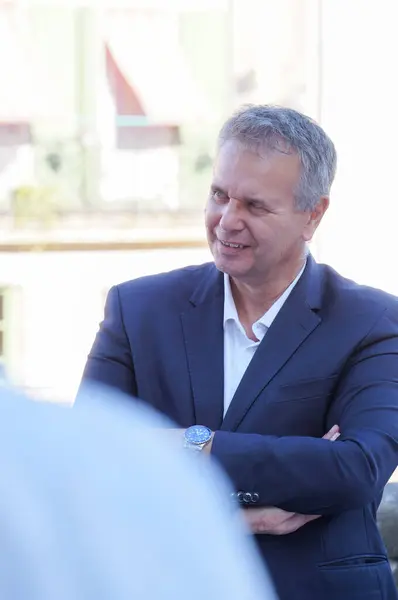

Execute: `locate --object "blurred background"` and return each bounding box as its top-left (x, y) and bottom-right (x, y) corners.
top-left (0, 0), bottom-right (397, 402)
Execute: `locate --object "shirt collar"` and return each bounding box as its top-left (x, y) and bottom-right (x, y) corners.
top-left (223, 274), bottom-right (240, 326)
top-left (223, 261), bottom-right (307, 330)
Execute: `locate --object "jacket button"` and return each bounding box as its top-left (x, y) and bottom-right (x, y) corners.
top-left (243, 492), bottom-right (252, 504)
top-left (237, 491), bottom-right (245, 504)
top-left (252, 493), bottom-right (259, 503)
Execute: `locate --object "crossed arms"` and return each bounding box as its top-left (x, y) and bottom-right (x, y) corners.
top-left (207, 309), bottom-right (398, 532)
top-left (81, 286), bottom-right (398, 535)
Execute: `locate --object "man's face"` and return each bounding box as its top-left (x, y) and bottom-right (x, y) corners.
top-left (205, 140), bottom-right (326, 285)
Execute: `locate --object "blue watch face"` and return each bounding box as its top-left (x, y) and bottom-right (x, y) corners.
top-left (185, 425), bottom-right (212, 445)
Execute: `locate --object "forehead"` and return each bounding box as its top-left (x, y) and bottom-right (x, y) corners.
top-left (213, 140), bottom-right (301, 200)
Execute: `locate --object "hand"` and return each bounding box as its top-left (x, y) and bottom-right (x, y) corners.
top-left (242, 506), bottom-right (319, 535)
top-left (242, 424), bottom-right (340, 535)
top-left (324, 423), bottom-right (340, 442)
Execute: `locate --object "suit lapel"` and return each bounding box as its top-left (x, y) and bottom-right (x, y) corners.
top-left (181, 265), bottom-right (225, 430)
top-left (221, 256), bottom-right (324, 431)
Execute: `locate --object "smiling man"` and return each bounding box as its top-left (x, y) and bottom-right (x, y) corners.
top-left (80, 105), bottom-right (398, 600)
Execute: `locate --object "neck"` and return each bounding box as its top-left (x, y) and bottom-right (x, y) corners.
top-left (230, 257), bottom-right (306, 325)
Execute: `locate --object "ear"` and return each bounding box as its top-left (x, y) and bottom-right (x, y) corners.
top-left (302, 196), bottom-right (329, 242)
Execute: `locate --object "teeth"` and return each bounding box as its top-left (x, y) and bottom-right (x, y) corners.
top-left (221, 240), bottom-right (244, 249)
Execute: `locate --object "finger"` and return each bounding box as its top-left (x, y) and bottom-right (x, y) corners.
top-left (244, 510), bottom-right (321, 535)
top-left (323, 424), bottom-right (339, 440)
top-left (329, 431), bottom-right (340, 441)
top-left (243, 507), bottom-right (295, 524)
top-left (242, 507), bottom-right (294, 532)
top-left (276, 513), bottom-right (320, 535)
top-left (323, 424), bottom-right (339, 439)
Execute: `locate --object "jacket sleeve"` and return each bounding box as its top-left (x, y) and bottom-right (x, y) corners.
top-left (78, 286), bottom-right (137, 398)
top-left (211, 307), bottom-right (398, 515)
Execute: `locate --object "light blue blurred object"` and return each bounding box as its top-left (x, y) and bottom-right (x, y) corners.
top-left (0, 384), bottom-right (277, 600)
top-left (0, 363), bottom-right (7, 385)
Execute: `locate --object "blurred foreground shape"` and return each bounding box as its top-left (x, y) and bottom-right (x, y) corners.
top-left (0, 384), bottom-right (276, 600)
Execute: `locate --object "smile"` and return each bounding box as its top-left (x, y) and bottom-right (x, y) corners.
top-left (219, 240), bottom-right (246, 249)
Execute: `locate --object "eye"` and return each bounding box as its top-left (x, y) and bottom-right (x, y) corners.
top-left (212, 189), bottom-right (228, 204)
top-left (248, 200), bottom-right (266, 212)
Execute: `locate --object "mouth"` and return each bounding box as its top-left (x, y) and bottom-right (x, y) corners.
top-left (218, 239), bottom-right (247, 249)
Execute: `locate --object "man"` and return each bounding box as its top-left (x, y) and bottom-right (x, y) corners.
top-left (0, 384), bottom-right (275, 599)
top-left (80, 105), bottom-right (398, 600)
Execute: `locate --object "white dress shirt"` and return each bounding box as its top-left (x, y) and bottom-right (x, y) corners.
top-left (223, 265), bottom-right (306, 415)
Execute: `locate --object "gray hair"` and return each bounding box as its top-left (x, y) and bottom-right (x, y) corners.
top-left (217, 105), bottom-right (337, 211)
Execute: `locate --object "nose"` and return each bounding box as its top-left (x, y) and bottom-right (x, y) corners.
top-left (218, 198), bottom-right (244, 232)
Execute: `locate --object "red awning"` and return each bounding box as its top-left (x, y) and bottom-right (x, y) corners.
top-left (104, 41), bottom-right (180, 149)
top-left (105, 44), bottom-right (145, 118)
top-left (103, 9), bottom-right (209, 126)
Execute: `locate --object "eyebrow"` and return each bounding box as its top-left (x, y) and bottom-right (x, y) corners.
top-left (210, 183), bottom-right (227, 194)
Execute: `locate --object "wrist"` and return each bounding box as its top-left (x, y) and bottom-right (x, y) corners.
top-left (202, 432), bottom-right (215, 454)
top-left (184, 425), bottom-right (213, 454)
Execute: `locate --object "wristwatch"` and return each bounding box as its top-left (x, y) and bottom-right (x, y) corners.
top-left (184, 425), bottom-right (213, 453)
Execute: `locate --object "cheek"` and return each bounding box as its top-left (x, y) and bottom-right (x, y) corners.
top-left (249, 221), bottom-right (276, 244)
top-left (205, 205), bottom-right (220, 230)
top-left (250, 219), bottom-right (295, 251)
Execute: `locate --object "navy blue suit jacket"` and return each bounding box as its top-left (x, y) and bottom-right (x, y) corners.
top-left (81, 256), bottom-right (398, 600)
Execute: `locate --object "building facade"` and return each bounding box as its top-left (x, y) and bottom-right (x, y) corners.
top-left (1, 0), bottom-right (397, 400)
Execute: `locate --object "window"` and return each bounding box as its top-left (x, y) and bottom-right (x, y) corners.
top-left (0, 3), bottom-right (231, 226)
top-left (0, 0), bottom-right (311, 244)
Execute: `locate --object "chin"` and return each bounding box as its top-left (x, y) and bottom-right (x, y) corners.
top-left (214, 257), bottom-right (246, 279)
